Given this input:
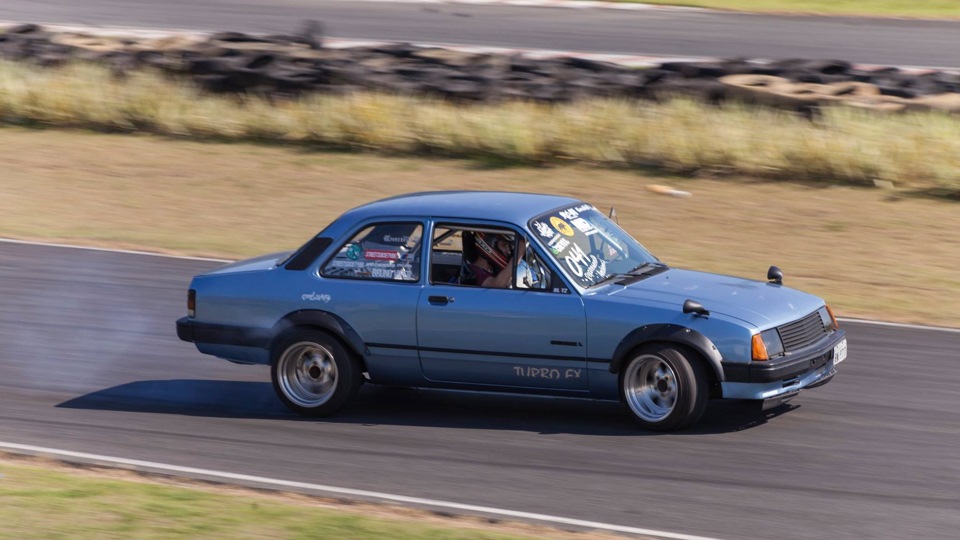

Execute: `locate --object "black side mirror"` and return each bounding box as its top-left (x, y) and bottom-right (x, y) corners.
top-left (683, 299), bottom-right (710, 317)
top-left (767, 265), bottom-right (784, 285)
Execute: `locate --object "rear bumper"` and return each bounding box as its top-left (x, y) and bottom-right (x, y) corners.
top-left (175, 317), bottom-right (271, 348)
top-left (720, 329), bottom-right (846, 401)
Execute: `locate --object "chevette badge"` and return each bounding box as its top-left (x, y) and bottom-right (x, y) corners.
top-left (301, 292), bottom-right (331, 302)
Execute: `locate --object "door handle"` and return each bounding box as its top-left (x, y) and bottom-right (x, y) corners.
top-left (428, 295), bottom-right (453, 305)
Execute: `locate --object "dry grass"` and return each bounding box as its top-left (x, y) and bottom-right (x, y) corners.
top-left (1, 127), bottom-right (958, 327)
top-left (1, 61), bottom-right (959, 192)
top-left (0, 455), bottom-right (616, 540)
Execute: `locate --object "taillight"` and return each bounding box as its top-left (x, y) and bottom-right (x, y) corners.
top-left (187, 289), bottom-right (196, 318)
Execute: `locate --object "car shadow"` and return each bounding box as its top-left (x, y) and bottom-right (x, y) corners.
top-left (57, 379), bottom-right (798, 436)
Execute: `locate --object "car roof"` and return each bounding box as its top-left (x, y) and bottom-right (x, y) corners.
top-left (340, 191), bottom-right (581, 225)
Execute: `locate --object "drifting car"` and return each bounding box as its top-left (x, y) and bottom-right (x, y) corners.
top-left (176, 191), bottom-right (847, 431)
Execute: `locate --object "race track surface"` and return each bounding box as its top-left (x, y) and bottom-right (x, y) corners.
top-left (0, 241), bottom-right (957, 540)
top-left (2, 0), bottom-right (960, 67)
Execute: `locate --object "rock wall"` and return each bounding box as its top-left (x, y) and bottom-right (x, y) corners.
top-left (2, 23), bottom-right (959, 112)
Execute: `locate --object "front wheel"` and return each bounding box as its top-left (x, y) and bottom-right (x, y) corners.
top-left (270, 330), bottom-right (361, 417)
top-left (620, 345), bottom-right (708, 431)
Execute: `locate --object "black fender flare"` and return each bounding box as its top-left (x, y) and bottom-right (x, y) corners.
top-left (271, 310), bottom-right (369, 359)
top-left (608, 324), bottom-right (724, 383)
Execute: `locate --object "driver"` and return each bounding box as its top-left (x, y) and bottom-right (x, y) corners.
top-left (467, 232), bottom-right (515, 288)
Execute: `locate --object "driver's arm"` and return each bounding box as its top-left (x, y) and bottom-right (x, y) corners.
top-left (481, 256), bottom-right (515, 288)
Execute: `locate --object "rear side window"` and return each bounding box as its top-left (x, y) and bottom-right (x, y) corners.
top-left (321, 222), bottom-right (423, 282)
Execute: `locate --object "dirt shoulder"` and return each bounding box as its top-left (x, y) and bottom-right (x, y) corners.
top-left (1, 127), bottom-right (957, 327)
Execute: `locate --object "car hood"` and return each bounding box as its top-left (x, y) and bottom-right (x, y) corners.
top-left (602, 268), bottom-right (824, 328)
top-left (200, 251), bottom-right (294, 276)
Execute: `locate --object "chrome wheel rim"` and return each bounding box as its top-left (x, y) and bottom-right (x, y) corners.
top-left (278, 342), bottom-right (338, 408)
top-left (623, 354), bottom-right (678, 422)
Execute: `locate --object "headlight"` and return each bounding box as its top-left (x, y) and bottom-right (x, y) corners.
top-left (819, 305), bottom-right (839, 331)
top-left (187, 289), bottom-right (196, 318)
top-left (751, 328), bottom-right (784, 361)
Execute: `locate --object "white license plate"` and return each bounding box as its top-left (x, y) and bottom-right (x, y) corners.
top-left (833, 339), bottom-right (848, 365)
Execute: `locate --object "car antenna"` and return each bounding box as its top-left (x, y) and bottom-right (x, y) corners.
top-left (608, 206), bottom-right (618, 224)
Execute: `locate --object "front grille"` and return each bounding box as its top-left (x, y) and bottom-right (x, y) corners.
top-left (777, 311), bottom-right (828, 352)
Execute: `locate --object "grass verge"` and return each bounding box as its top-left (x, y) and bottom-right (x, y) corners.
top-left (1, 127), bottom-right (958, 327)
top-left (620, 0), bottom-right (960, 19)
top-left (0, 456), bottom-right (607, 540)
top-left (1, 61), bottom-right (958, 193)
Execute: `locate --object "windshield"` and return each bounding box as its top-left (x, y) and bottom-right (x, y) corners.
top-left (529, 203), bottom-right (660, 287)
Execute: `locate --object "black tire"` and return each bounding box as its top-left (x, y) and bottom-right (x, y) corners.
top-left (270, 329), bottom-right (362, 417)
top-left (620, 344), bottom-right (709, 431)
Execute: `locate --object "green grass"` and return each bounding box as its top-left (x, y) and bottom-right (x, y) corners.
top-left (617, 0), bottom-right (960, 18)
top-left (1, 61), bottom-right (958, 193)
top-left (0, 460), bottom-right (564, 540)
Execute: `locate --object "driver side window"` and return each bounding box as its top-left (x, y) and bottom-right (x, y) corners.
top-left (429, 225), bottom-right (559, 291)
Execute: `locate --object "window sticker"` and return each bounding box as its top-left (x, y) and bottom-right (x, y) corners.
top-left (370, 267), bottom-right (395, 279)
top-left (346, 244), bottom-right (362, 260)
top-left (559, 208), bottom-right (579, 220)
top-left (547, 235), bottom-right (570, 255)
top-left (570, 217), bottom-right (599, 236)
top-left (364, 249), bottom-right (400, 261)
top-left (533, 220), bottom-right (555, 239)
top-left (564, 243), bottom-right (591, 278)
top-left (550, 216), bottom-right (575, 237)
top-left (323, 223), bottom-right (422, 282)
top-left (563, 243), bottom-right (605, 282)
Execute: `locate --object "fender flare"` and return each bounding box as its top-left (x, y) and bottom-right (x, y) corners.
top-left (272, 310), bottom-right (369, 359)
top-left (608, 324), bottom-right (725, 383)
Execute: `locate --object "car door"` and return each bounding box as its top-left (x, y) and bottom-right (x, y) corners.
top-left (317, 221), bottom-right (426, 385)
top-left (417, 223), bottom-right (588, 391)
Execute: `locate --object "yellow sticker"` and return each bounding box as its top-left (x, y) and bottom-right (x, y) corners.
top-left (551, 216), bottom-right (575, 237)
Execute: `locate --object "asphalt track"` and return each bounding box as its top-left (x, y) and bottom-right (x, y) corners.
top-left (3, 0), bottom-right (960, 67)
top-left (1, 240), bottom-right (958, 539)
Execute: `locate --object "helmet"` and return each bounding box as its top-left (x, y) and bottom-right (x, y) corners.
top-left (474, 232), bottom-right (512, 271)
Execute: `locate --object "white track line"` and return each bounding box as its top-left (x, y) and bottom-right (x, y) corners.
top-left (0, 442), bottom-right (722, 540)
top-left (3, 237), bottom-right (958, 333)
top-left (336, 0), bottom-right (710, 11)
top-left (836, 317), bottom-right (960, 334)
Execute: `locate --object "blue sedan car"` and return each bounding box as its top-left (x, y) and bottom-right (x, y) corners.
top-left (177, 191), bottom-right (847, 431)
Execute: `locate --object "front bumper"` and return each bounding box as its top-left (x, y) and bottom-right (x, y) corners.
top-left (720, 329), bottom-right (846, 401)
top-left (176, 316), bottom-right (195, 343)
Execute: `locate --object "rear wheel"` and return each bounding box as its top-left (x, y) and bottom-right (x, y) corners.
top-left (620, 345), bottom-right (708, 431)
top-left (270, 330), bottom-right (361, 417)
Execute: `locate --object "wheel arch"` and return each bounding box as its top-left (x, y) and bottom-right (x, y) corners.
top-left (609, 324), bottom-right (724, 384)
top-left (271, 310), bottom-right (369, 367)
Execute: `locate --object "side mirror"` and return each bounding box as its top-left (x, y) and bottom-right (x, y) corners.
top-left (767, 265), bottom-right (783, 285)
top-left (683, 299), bottom-right (710, 317)
top-left (521, 242), bottom-right (546, 289)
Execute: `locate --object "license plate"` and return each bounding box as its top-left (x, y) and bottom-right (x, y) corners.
top-left (833, 339), bottom-right (848, 365)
